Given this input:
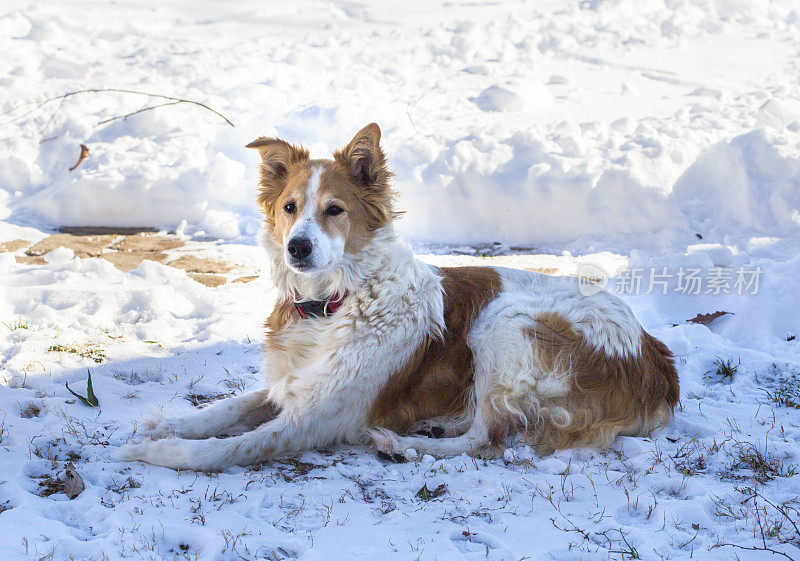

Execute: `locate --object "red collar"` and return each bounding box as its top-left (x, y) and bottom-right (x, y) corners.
top-left (293, 292), bottom-right (348, 319)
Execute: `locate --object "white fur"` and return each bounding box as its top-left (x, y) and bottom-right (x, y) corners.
top-left (497, 268), bottom-right (642, 357)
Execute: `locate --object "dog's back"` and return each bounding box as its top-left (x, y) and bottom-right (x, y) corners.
top-left (369, 265), bottom-right (678, 458)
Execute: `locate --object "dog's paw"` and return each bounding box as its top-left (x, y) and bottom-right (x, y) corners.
top-left (113, 438), bottom-right (202, 470)
top-left (368, 427), bottom-right (412, 463)
top-left (138, 409), bottom-right (193, 440)
top-left (113, 440), bottom-right (154, 463)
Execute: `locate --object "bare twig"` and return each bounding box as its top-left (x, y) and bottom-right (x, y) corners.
top-left (3, 88), bottom-right (234, 128)
top-left (68, 144), bottom-right (90, 172)
top-left (715, 542), bottom-right (796, 561)
top-left (96, 100), bottom-right (182, 126)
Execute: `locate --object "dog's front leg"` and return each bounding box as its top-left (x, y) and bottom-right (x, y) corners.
top-left (142, 389), bottom-right (277, 440)
top-left (116, 408), bottom-right (351, 471)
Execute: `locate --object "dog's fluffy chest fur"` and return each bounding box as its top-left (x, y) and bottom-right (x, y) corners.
top-left (262, 232), bottom-right (445, 427)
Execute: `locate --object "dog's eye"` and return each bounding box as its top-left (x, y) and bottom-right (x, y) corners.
top-left (325, 204), bottom-right (344, 217)
top-left (283, 201), bottom-right (296, 214)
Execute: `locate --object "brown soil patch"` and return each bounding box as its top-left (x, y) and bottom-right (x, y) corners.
top-left (525, 267), bottom-right (558, 275)
top-left (13, 230), bottom-right (238, 285)
top-left (169, 255), bottom-right (233, 274)
top-left (233, 276), bottom-right (259, 284)
top-left (16, 255), bottom-right (47, 265)
top-left (101, 251), bottom-right (169, 272)
top-left (26, 233), bottom-right (115, 258)
top-left (0, 239), bottom-right (31, 252)
top-left (102, 232), bottom-right (185, 272)
top-left (189, 273), bottom-right (227, 287)
top-left (111, 234), bottom-right (184, 253)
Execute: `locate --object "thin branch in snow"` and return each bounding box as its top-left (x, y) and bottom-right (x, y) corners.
top-left (2, 88), bottom-right (235, 128)
top-left (95, 100), bottom-right (183, 126)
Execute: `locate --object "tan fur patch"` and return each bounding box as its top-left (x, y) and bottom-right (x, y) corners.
top-left (368, 266), bottom-right (502, 432)
top-left (264, 298), bottom-right (298, 347)
top-left (524, 312), bottom-right (679, 452)
top-left (249, 138), bottom-right (310, 228)
top-left (270, 164), bottom-right (315, 244)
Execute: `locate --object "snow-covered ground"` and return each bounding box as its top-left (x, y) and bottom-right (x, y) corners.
top-left (1, 1), bottom-right (800, 560)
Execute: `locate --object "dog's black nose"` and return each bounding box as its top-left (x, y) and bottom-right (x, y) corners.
top-left (287, 237), bottom-right (313, 260)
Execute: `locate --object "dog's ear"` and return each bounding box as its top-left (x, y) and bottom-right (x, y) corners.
top-left (246, 137), bottom-right (309, 180)
top-left (246, 137), bottom-right (309, 217)
top-left (334, 123), bottom-right (392, 191)
top-left (334, 123), bottom-right (399, 229)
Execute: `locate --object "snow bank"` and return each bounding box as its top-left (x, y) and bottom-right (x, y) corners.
top-left (673, 129), bottom-right (800, 241)
top-left (1, 0), bottom-right (800, 250)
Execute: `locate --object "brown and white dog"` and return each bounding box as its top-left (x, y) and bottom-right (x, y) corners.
top-left (117, 124), bottom-right (679, 470)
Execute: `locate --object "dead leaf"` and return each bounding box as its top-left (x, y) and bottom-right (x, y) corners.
top-left (686, 311), bottom-right (732, 325)
top-left (63, 462), bottom-right (85, 499)
top-left (68, 144), bottom-right (90, 172)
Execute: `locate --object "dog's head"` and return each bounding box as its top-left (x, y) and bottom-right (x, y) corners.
top-left (248, 123), bottom-right (397, 275)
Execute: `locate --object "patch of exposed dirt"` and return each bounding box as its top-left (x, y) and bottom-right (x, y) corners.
top-left (111, 233), bottom-right (184, 253)
top-left (8, 231), bottom-right (240, 283)
top-left (233, 275), bottom-right (259, 283)
top-left (16, 255), bottom-right (47, 265)
top-left (525, 267), bottom-right (558, 275)
top-left (169, 255), bottom-right (233, 274)
top-left (26, 233), bottom-right (115, 258)
top-left (0, 239), bottom-right (31, 252)
top-left (102, 232), bottom-right (185, 271)
top-left (100, 251), bottom-right (168, 272)
top-left (189, 273), bottom-right (227, 287)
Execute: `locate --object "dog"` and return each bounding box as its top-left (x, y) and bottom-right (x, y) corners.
top-left (116, 123), bottom-right (679, 471)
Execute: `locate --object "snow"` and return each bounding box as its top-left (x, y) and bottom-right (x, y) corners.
top-left (2, 0), bottom-right (800, 249)
top-left (1, 0), bottom-right (800, 560)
